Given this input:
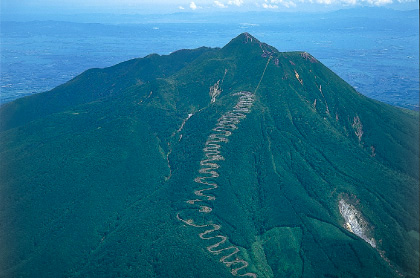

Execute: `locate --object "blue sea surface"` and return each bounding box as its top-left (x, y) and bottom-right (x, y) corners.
top-left (1, 10), bottom-right (419, 109)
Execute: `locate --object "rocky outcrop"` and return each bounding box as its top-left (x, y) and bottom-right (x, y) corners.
top-left (209, 80), bottom-right (222, 103)
top-left (352, 116), bottom-right (364, 142)
top-left (339, 199), bottom-right (376, 248)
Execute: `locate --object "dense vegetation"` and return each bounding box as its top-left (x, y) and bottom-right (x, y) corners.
top-left (0, 33), bottom-right (418, 277)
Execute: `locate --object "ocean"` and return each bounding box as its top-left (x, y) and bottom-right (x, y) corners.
top-left (1, 9), bottom-right (419, 109)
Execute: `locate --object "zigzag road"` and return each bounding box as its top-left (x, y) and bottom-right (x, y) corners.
top-left (177, 91), bottom-right (257, 277)
top-left (177, 55), bottom-right (272, 277)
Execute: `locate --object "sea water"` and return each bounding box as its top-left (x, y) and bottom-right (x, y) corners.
top-left (1, 11), bottom-right (418, 109)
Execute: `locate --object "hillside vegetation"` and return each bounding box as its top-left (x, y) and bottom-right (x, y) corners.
top-left (0, 33), bottom-right (418, 278)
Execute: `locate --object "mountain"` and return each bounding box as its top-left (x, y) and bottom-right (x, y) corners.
top-left (0, 33), bottom-right (418, 278)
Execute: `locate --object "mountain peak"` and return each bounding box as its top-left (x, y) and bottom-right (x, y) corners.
top-left (225, 32), bottom-right (261, 47)
top-left (236, 32), bottom-right (260, 43)
top-left (223, 33), bottom-right (279, 58)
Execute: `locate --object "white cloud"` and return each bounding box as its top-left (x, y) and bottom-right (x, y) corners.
top-left (228, 0), bottom-right (244, 6)
top-left (267, 0), bottom-right (298, 7)
top-left (190, 1), bottom-right (197, 9)
top-left (178, 5), bottom-right (185, 9)
top-left (368, 0), bottom-right (392, 6)
top-left (284, 1), bottom-right (297, 7)
top-left (314, 0), bottom-right (394, 5)
top-left (364, 0), bottom-right (393, 5)
top-left (214, 1), bottom-right (228, 8)
top-left (315, 0), bottom-right (333, 4)
top-left (262, 3), bottom-right (279, 8)
top-left (340, 0), bottom-right (357, 4)
top-left (258, 0), bottom-right (402, 7)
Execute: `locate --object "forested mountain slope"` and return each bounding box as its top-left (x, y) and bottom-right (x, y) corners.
top-left (1, 33), bottom-right (418, 278)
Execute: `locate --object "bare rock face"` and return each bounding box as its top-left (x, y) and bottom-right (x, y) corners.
top-left (209, 80), bottom-right (221, 103)
top-left (339, 199), bottom-right (376, 248)
top-left (352, 115), bottom-right (364, 142)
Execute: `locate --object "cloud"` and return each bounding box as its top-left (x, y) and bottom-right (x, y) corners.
top-left (267, 0), bottom-right (298, 7)
top-left (178, 5), bottom-right (185, 9)
top-left (258, 0), bottom-right (402, 7)
top-left (315, 0), bottom-right (332, 4)
top-left (283, 1), bottom-right (297, 7)
top-left (262, 3), bottom-right (279, 8)
top-left (365, 0), bottom-right (393, 5)
top-left (314, 0), bottom-right (394, 5)
top-left (340, 0), bottom-right (357, 4)
top-left (228, 0), bottom-right (244, 6)
top-left (214, 1), bottom-right (228, 8)
top-left (190, 1), bottom-right (198, 10)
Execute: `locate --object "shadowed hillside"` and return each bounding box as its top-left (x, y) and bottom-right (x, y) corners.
top-left (0, 33), bottom-right (418, 278)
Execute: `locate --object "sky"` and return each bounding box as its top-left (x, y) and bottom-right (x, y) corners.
top-left (1, 0), bottom-right (419, 15)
